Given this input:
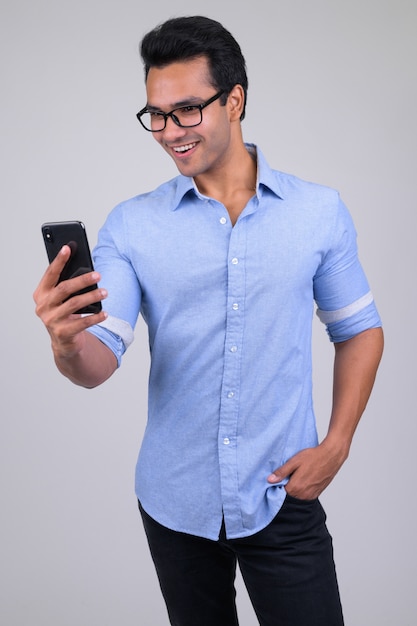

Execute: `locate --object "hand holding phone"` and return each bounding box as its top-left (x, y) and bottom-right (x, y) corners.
top-left (41, 220), bottom-right (102, 314)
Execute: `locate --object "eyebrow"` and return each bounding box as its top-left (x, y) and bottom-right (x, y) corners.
top-left (146, 96), bottom-right (204, 112)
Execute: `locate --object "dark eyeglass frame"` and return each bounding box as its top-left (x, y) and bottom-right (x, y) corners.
top-left (136, 90), bottom-right (225, 132)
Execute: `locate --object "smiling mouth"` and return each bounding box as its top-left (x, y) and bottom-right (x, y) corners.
top-left (172, 142), bottom-right (197, 154)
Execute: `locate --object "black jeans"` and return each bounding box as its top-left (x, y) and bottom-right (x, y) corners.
top-left (139, 496), bottom-right (344, 626)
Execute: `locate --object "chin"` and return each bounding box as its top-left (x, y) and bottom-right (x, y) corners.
top-left (174, 161), bottom-right (201, 178)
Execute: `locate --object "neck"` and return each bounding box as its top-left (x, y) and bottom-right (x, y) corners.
top-left (195, 143), bottom-right (257, 199)
top-left (195, 143), bottom-right (257, 226)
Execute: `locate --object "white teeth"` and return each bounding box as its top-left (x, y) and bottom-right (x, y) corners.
top-left (173, 143), bottom-right (196, 153)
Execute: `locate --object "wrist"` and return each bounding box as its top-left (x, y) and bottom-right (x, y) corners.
top-left (51, 332), bottom-right (86, 362)
top-left (320, 433), bottom-right (351, 465)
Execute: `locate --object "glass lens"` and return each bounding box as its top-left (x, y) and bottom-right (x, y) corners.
top-left (172, 106), bottom-right (202, 127)
top-left (140, 112), bottom-right (165, 131)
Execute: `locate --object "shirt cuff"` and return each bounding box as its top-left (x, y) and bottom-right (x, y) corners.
top-left (316, 291), bottom-right (374, 324)
top-left (87, 315), bottom-right (134, 366)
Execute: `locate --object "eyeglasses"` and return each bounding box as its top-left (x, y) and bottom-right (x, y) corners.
top-left (136, 90), bottom-right (225, 132)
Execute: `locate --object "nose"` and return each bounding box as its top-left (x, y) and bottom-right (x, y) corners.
top-left (160, 114), bottom-right (187, 141)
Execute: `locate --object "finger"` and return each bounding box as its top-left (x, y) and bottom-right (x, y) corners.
top-left (56, 305), bottom-right (108, 334)
top-left (34, 246), bottom-right (72, 303)
top-left (45, 245), bottom-right (72, 284)
top-left (53, 271), bottom-right (102, 309)
top-left (61, 287), bottom-right (107, 317)
top-left (43, 291), bottom-right (108, 343)
top-left (35, 272), bottom-right (106, 326)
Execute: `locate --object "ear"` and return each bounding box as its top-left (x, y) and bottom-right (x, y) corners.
top-left (227, 84), bottom-right (245, 121)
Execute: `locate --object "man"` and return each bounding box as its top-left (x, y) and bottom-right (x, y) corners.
top-left (34, 15), bottom-right (384, 626)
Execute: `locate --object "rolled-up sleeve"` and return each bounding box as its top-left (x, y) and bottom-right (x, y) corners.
top-left (86, 202), bottom-right (142, 365)
top-left (314, 197), bottom-right (381, 342)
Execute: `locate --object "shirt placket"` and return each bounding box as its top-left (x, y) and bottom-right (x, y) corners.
top-left (218, 219), bottom-right (247, 533)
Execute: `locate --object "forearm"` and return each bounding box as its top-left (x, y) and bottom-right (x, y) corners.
top-left (53, 330), bottom-right (118, 388)
top-left (324, 326), bottom-right (384, 458)
top-left (268, 326), bottom-right (384, 498)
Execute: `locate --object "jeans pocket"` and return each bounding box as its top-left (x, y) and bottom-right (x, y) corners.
top-left (284, 491), bottom-right (318, 505)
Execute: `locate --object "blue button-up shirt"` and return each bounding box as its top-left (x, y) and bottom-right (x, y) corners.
top-left (88, 145), bottom-right (381, 540)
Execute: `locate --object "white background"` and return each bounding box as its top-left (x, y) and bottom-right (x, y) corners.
top-left (1, 1), bottom-right (416, 624)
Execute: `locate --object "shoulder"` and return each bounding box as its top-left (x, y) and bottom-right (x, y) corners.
top-left (275, 170), bottom-right (341, 208)
top-left (97, 175), bottom-right (193, 248)
top-left (110, 176), bottom-right (183, 219)
top-left (261, 161), bottom-right (354, 243)
top-left (255, 146), bottom-right (341, 211)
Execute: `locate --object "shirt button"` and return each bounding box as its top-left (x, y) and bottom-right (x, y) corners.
top-left (223, 438), bottom-right (230, 445)
top-left (230, 345), bottom-right (238, 353)
top-left (220, 217), bottom-right (227, 225)
top-left (231, 257), bottom-right (239, 265)
top-left (232, 303), bottom-right (239, 310)
top-left (227, 391), bottom-right (235, 398)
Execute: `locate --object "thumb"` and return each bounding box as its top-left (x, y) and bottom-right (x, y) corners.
top-left (267, 458), bottom-right (294, 484)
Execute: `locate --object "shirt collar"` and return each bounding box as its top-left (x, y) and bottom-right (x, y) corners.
top-left (172, 176), bottom-right (195, 211)
top-left (251, 144), bottom-right (284, 200)
top-left (171, 143), bottom-right (284, 211)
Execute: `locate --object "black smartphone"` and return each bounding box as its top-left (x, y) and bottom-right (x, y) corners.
top-left (41, 220), bottom-right (102, 314)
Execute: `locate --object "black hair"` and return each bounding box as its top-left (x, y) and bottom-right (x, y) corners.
top-left (140, 15), bottom-right (248, 120)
